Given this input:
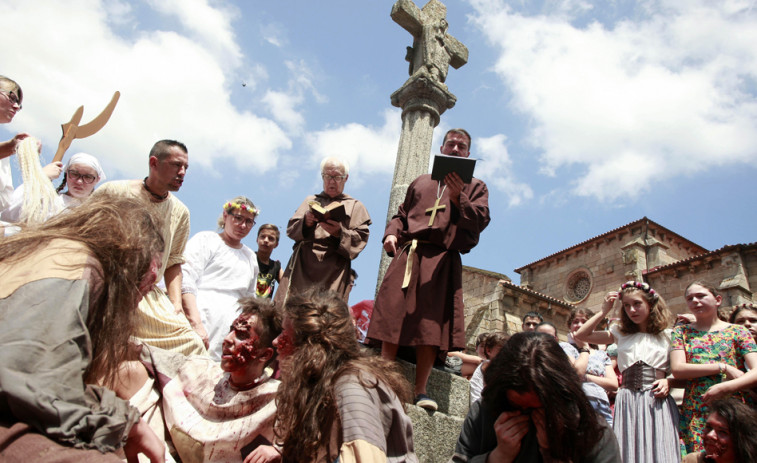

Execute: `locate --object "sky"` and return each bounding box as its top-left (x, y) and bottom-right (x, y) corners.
top-left (2, 0), bottom-right (756, 304)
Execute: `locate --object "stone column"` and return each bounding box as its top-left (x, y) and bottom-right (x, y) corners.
top-left (375, 0), bottom-right (468, 294)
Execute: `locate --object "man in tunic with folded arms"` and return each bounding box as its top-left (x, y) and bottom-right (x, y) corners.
top-left (368, 129), bottom-right (490, 411)
top-left (274, 157), bottom-right (371, 304)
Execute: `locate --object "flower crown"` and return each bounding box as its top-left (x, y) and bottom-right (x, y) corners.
top-left (224, 201), bottom-right (260, 215)
top-left (620, 281), bottom-right (658, 300)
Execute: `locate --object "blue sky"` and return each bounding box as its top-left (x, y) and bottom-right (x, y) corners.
top-left (2, 0), bottom-right (756, 303)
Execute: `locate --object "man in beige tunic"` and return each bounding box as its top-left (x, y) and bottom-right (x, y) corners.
top-left (274, 157), bottom-right (371, 305)
top-left (93, 139), bottom-right (205, 356)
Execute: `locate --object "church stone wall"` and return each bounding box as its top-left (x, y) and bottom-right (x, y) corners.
top-left (462, 267), bottom-right (573, 343)
top-left (518, 221), bottom-right (709, 315)
top-left (647, 245), bottom-right (757, 317)
top-left (461, 266), bottom-right (508, 351)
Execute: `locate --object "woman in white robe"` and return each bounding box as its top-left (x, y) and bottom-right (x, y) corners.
top-left (181, 196), bottom-right (260, 360)
top-left (0, 152), bottom-right (105, 233)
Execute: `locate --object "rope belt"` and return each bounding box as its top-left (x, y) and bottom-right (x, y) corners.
top-left (401, 239), bottom-right (430, 289)
top-left (621, 361), bottom-right (666, 391)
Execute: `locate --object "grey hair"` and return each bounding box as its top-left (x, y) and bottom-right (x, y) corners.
top-left (320, 157), bottom-right (350, 176)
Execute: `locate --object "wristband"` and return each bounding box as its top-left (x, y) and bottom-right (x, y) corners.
top-left (578, 347), bottom-right (590, 354)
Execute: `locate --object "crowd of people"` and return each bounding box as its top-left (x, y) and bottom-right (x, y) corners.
top-left (2, 72), bottom-right (757, 463)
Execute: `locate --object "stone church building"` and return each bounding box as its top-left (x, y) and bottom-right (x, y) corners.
top-left (462, 217), bottom-right (757, 344)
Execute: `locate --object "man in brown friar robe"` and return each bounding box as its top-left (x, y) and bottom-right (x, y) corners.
top-left (368, 129), bottom-right (490, 411)
top-left (274, 157), bottom-right (371, 305)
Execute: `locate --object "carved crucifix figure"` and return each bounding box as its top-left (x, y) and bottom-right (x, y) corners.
top-left (391, 0), bottom-right (468, 84)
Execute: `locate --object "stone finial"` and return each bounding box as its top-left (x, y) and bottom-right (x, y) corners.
top-left (391, 0), bottom-right (468, 84)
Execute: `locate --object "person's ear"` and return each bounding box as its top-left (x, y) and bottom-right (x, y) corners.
top-left (259, 347), bottom-right (274, 363)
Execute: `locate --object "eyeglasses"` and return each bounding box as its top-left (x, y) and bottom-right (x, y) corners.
top-left (67, 169), bottom-right (97, 184)
top-left (322, 174), bottom-right (347, 182)
top-left (1, 91), bottom-right (22, 109)
top-left (230, 213), bottom-right (255, 227)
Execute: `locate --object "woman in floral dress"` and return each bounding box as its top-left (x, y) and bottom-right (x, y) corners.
top-left (671, 281), bottom-right (757, 454)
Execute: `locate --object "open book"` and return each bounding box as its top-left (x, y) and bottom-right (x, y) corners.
top-left (308, 200), bottom-right (346, 222)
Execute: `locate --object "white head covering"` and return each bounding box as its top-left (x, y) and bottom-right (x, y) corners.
top-left (66, 152), bottom-right (106, 183)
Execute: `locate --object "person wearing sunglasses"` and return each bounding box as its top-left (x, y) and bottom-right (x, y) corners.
top-left (181, 196), bottom-right (261, 361)
top-left (0, 75), bottom-right (30, 213)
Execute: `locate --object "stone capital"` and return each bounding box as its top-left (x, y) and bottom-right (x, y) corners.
top-left (390, 73), bottom-right (457, 126)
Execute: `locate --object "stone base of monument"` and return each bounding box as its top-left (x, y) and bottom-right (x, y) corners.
top-left (397, 360), bottom-right (470, 463)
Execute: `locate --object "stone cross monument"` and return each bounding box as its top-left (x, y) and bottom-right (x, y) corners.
top-left (376, 0), bottom-right (468, 288)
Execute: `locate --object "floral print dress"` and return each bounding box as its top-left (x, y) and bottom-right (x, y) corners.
top-left (671, 324), bottom-right (756, 453)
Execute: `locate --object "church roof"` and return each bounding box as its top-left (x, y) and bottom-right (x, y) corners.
top-left (514, 217), bottom-right (708, 274)
top-left (497, 279), bottom-right (574, 310)
top-left (645, 242), bottom-right (757, 275)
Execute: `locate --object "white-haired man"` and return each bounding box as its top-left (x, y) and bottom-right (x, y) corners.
top-left (274, 157), bottom-right (371, 304)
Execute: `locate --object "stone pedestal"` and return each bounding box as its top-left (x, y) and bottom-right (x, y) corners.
top-left (398, 360), bottom-right (470, 463)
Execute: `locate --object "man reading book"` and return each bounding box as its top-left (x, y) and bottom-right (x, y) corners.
top-left (274, 157), bottom-right (371, 304)
top-left (367, 128), bottom-right (491, 411)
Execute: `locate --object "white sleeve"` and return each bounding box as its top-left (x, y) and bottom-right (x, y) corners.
top-left (469, 363), bottom-right (484, 404)
top-left (181, 232), bottom-right (216, 296)
top-left (0, 184), bottom-right (25, 222)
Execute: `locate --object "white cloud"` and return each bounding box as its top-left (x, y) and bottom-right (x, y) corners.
top-left (261, 22), bottom-right (287, 48)
top-left (262, 90), bottom-right (305, 133)
top-left (303, 108), bottom-right (402, 185)
top-left (263, 60), bottom-right (327, 134)
top-left (475, 134), bottom-right (533, 206)
top-left (469, 0), bottom-right (757, 202)
top-left (145, 0), bottom-right (242, 70)
top-left (1, 0), bottom-right (290, 178)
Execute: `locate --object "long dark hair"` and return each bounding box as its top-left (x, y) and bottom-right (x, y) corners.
top-left (0, 192), bottom-right (164, 386)
top-left (274, 290), bottom-right (411, 462)
top-left (482, 332), bottom-right (605, 461)
top-left (708, 399), bottom-right (757, 462)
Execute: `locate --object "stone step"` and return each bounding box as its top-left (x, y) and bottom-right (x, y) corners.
top-left (397, 360), bottom-right (470, 462)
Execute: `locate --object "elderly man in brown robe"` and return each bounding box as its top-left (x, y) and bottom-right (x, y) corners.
top-left (274, 157), bottom-right (371, 305)
top-left (367, 129), bottom-right (490, 411)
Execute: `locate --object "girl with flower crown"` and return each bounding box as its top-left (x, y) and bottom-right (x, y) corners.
top-left (573, 281), bottom-right (681, 462)
top-left (670, 281), bottom-right (757, 455)
top-left (181, 196), bottom-right (261, 360)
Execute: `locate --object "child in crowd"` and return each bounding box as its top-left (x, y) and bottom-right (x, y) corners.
top-left (729, 303), bottom-right (757, 341)
top-left (561, 308), bottom-right (617, 426)
top-left (468, 332), bottom-right (508, 403)
top-left (671, 281), bottom-right (757, 454)
top-left (573, 281), bottom-right (681, 462)
top-left (255, 224), bottom-right (283, 299)
top-left (535, 321), bottom-right (559, 338)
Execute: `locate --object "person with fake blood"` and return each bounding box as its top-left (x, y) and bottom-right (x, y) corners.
top-left (683, 398), bottom-right (757, 463)
top-left (114, 298), bottom-right (282, 463)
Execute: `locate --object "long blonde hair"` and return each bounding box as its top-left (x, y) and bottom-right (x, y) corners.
top-left (16, 137), bottom-right (62, 224)
top-left (0, 192), bottom-right (165, 386)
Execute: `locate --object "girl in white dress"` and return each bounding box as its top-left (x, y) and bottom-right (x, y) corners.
top-left (181, 197), bottom-right (260, 360)
top-left (573, 281), bottom-right (681, 462)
